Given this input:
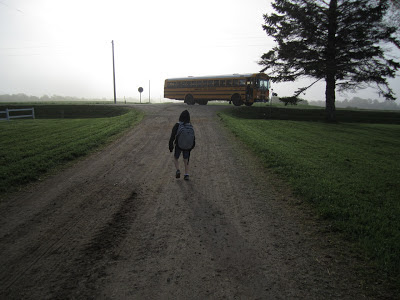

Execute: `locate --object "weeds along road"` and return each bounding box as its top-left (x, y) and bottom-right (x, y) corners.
top-left (0, 103), bottom-right (369, 299)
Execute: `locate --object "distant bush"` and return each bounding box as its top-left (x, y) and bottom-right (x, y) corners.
top-left (279, 96), bottom-right (303, 106)
top-left (311, 97), bottom-right (400, 110)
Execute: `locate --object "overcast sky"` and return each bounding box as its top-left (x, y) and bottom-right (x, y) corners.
top-left (1, 0), bottom-right (399, 102)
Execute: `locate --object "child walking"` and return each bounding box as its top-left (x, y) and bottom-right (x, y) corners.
top-left (169, 110), bottom-right (195, 181)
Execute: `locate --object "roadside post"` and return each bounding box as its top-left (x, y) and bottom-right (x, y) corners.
top-left (138, 87), bottom-right (143, 103)
top-left (269, 88), bottom-right (273, 118)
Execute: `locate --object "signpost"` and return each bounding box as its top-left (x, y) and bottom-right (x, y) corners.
top-left (138, 87), bottom-right (143, 103)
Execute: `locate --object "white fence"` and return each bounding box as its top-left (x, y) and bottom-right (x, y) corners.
top-left (0, 108), bottom-right (35, 121)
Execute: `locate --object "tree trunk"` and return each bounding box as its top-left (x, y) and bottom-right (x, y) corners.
top-left (325, 75), bottom-right (336, 122)
top-left (325, 0), bottom-right (338, 122)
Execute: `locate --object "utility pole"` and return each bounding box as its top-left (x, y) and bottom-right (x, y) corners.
top-left (111, 40), bottom-right (116, 104)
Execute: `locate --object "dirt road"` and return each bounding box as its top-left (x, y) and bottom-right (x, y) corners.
top-left (0, 104), bottom-right (373, 299)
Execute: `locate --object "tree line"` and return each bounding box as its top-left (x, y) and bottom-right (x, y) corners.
top-left (0, 94), bottom-right (113, 103)
top-left (310, 97), bottom-right (400, 110)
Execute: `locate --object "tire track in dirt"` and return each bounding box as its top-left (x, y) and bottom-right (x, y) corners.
top-left (53, 191), bottom-right (140, 299)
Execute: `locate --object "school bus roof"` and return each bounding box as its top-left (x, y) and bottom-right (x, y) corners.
top-left (165, 73), bottom-right (267, 81)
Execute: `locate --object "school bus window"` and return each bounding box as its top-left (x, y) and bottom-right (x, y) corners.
top-left (258, 79), bottom-right (269, 90)
top-left (227, 80), bottom-right (232, 87)
top-left (239, 79), bottom-right (245, 86)
top-left (220, 80), bottom-right (226, 87)
top-left (214, 80), bottom-right (219, 87)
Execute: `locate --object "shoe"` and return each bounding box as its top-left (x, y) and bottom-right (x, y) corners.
top-left (184, 174), bottom-right (189, 181)
top-left (176, 170), bottom-right (181, 179)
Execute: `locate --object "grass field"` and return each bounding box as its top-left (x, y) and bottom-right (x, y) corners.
top-left (219, 106), bottom-right (400, 283)
top-left (0, 104), bottom-right (144, 195)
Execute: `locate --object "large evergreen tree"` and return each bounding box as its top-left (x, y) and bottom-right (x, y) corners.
top-left (386, 0), bottom-right (400, 43)
top-left (259, 0), bottom-right (400, 121)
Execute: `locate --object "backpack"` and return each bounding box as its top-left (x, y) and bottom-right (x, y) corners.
top-left (176, 122), bottom-right (195, 150)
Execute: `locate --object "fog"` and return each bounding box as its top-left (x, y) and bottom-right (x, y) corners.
top-left (1, 0), bottom-right (399, 103)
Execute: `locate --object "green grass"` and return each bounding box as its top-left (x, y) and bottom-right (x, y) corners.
top-left (219, 107), bottom-right (400, 283)
top-left (0, 105), bottom-right (144, 195)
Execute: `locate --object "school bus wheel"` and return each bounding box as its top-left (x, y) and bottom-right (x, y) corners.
top-left (231, 94), bottom-right (243, 106)
top-left (197, 99), bottom-right (208, 105)
top-left (185, 94), bottom-right (195, 105)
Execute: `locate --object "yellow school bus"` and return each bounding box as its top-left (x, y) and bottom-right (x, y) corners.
top-left (164, 73), bottom-right (270, 106)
